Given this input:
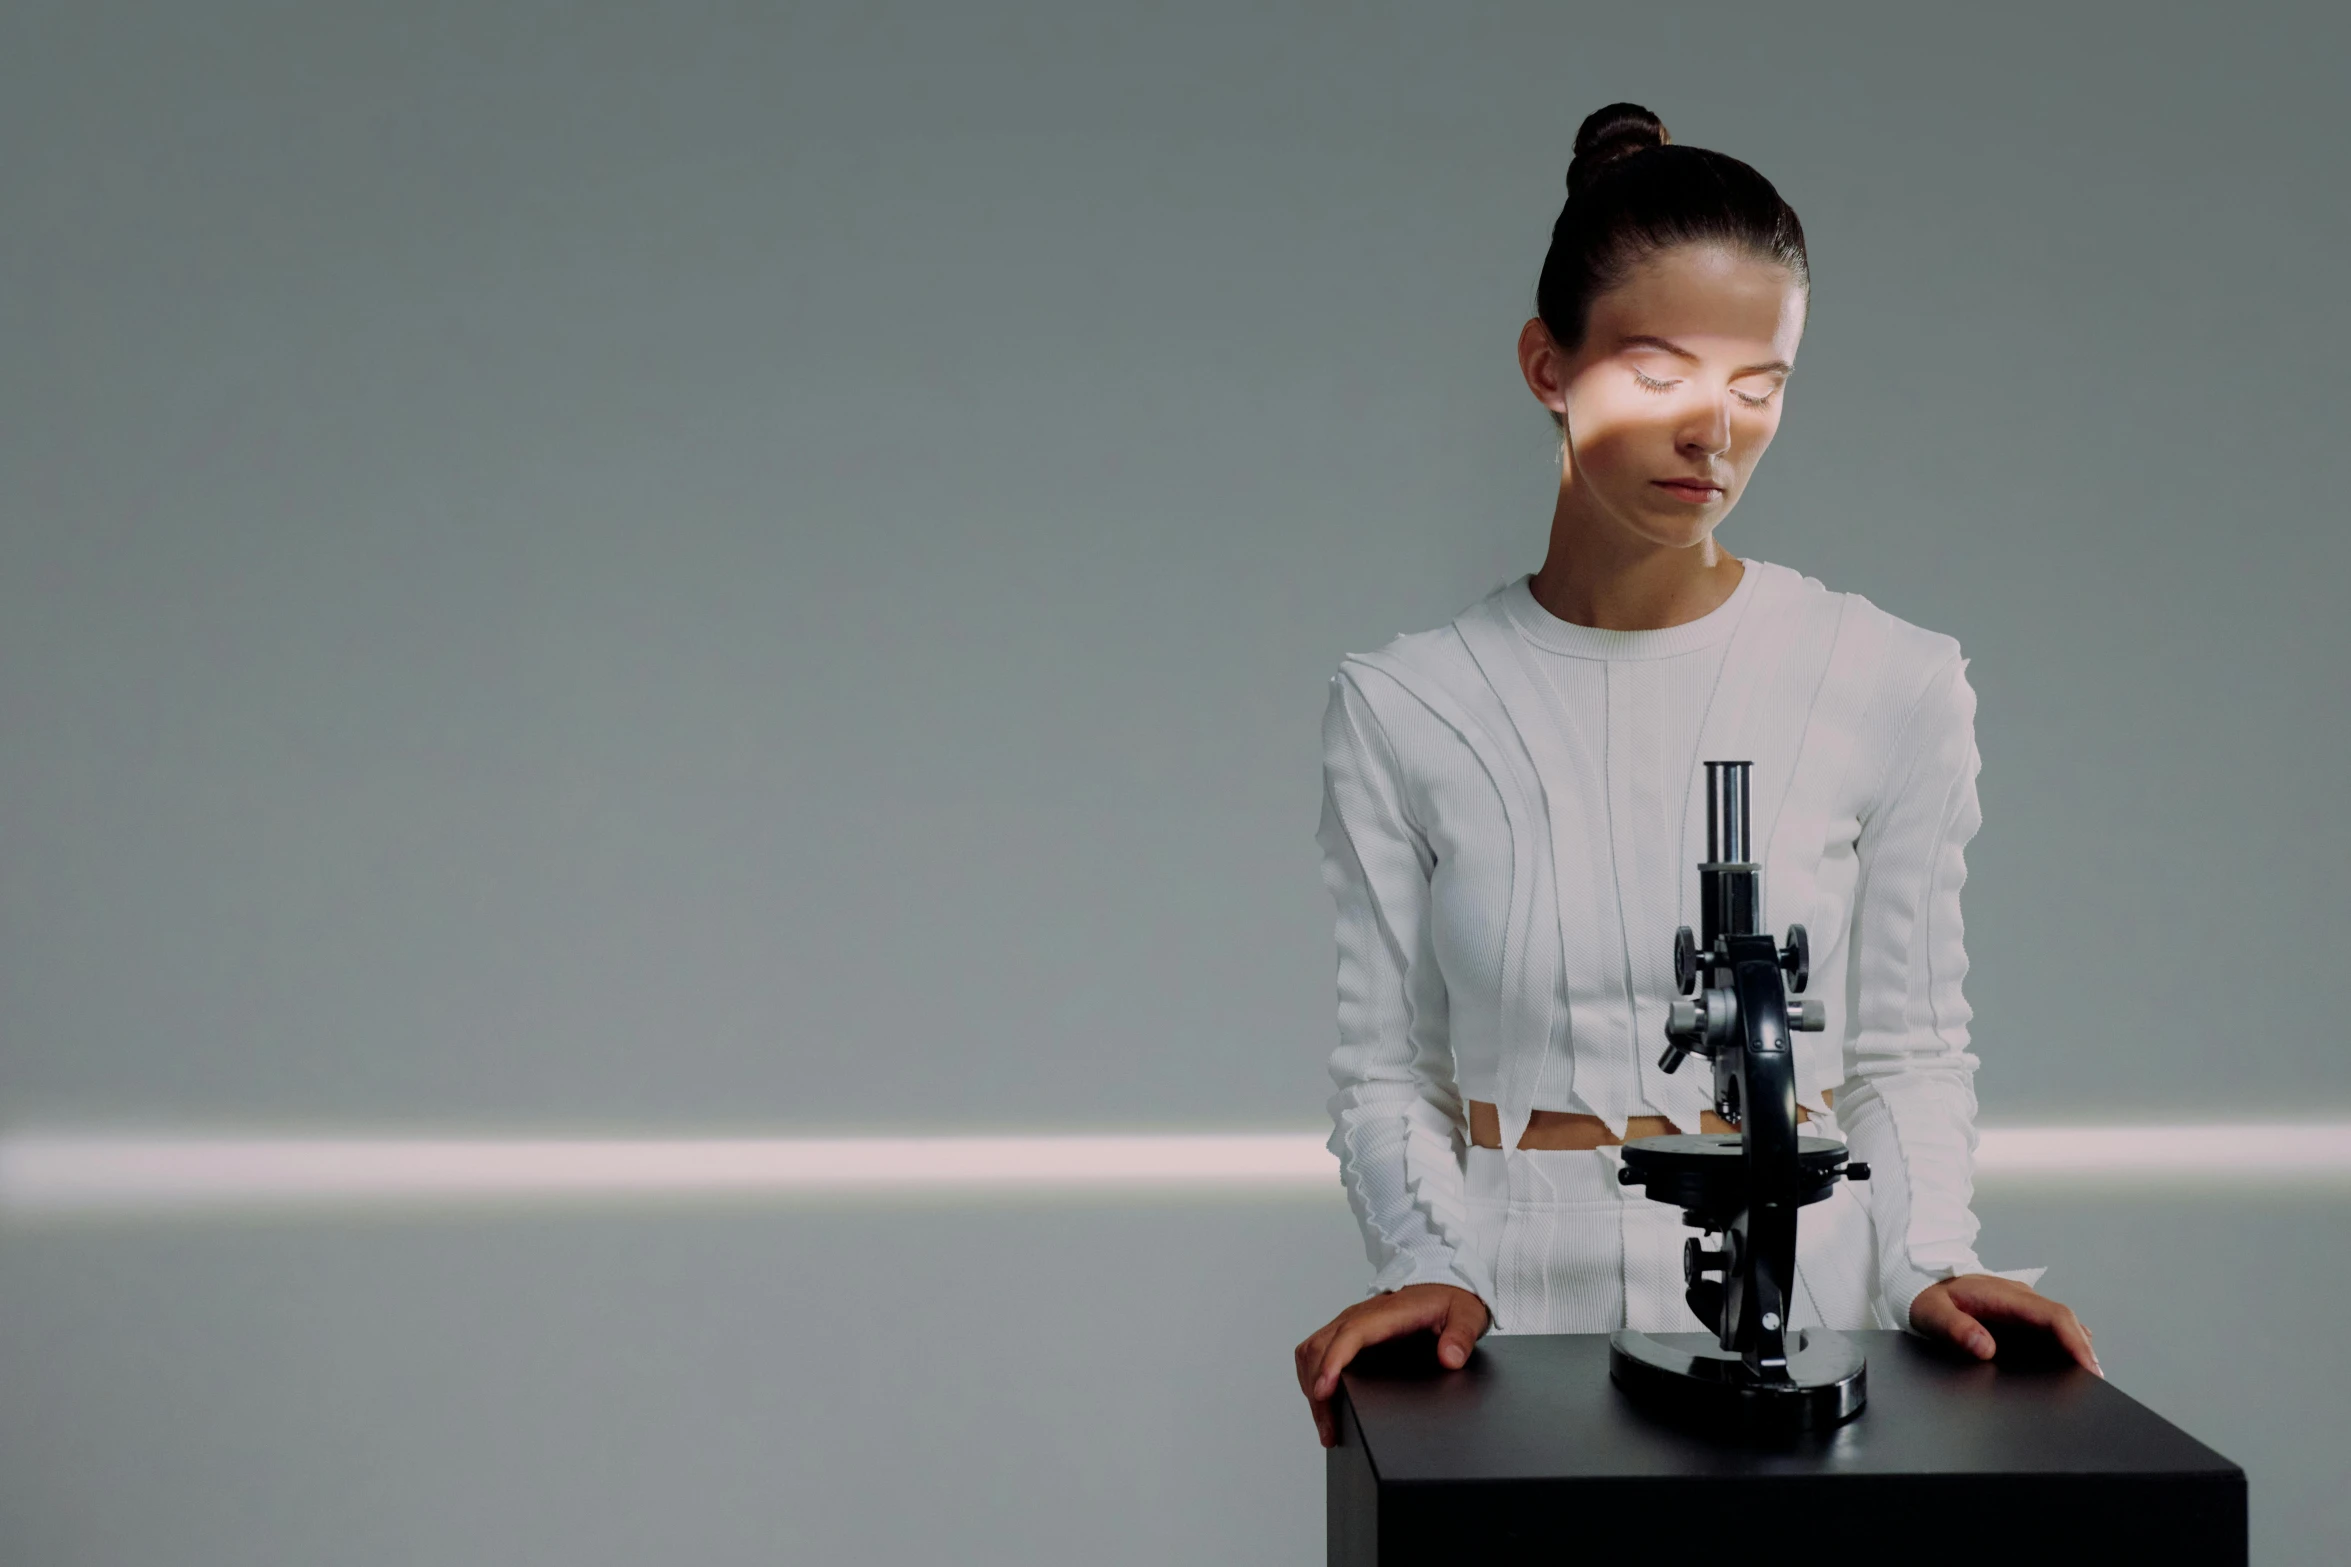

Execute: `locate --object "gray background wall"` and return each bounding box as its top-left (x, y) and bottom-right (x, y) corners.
top-left (0, 1), bottom-right (2343, 1562)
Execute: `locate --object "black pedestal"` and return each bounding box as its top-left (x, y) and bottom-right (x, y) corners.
top-left (1330, 1331), bottom-right (2244, 1566)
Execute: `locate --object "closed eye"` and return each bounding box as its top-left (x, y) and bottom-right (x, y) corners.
top-left (1632, 368), bottom-right (1779, 408)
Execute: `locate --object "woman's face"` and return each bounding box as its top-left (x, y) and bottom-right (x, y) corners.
top-left (1523, 243), bottom-right (1807, 550)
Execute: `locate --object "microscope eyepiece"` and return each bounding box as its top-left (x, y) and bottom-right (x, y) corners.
top-left (1703, 760), bottom-right (1753, 865)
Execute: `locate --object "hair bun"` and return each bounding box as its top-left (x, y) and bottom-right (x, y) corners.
top-left (1567, 102), bottom-right (1671, 198)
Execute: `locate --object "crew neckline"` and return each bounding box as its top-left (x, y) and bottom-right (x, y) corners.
top-left (1501, 559), bottom-right (1765, 661)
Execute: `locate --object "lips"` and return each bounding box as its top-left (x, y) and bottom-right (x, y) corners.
top-left (1652, 479), bottom-right (1724, 501)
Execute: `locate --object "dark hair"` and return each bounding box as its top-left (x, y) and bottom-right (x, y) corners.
top-left (1536, 103), bottom-right (1809, 430)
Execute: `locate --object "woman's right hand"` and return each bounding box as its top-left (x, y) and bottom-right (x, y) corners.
top-left (1293, 1283), bottom-right (1492, 1447)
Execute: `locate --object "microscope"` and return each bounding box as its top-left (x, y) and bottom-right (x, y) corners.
top-left (1608, 761), bottom-right (1872, 1433)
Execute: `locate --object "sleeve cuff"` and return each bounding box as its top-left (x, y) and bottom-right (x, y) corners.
top-left (1882, 1262), bottom-right (1953, 1336)
top-left (1367, 1255), bottom-right (1495, 1336)
top-left (1883, 1262), bottom-right (2051, 1334)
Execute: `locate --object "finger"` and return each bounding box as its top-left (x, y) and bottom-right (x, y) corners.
top-left (1928, 1300), bottom-right (1996, 1359)
top-left (2062, 1319), bottom-right (2103, 1378)
top-left (1435, 1299), bottom-right (1481, 1370)
top-left (1296, 1320), bottom-right (1343, 1397)
top-left (1310, 1318), bottom-right (1377, 1401)
top-left (2002, 1298), bottom-right (2102, 1376)
top-left (1310, 1294), bottom-right (1449, 1400)
top-left (1960, 1287), bottom-right (2102, 1377)
top-left (1298, 1322), bottom-right (1348, 1444)
top-left (1294, 1336), bottom-right (1321, 1397)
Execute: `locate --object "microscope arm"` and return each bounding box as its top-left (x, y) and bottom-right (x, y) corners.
top-left (1660, 924), bottom-right (1830, 1378)
top-left (1723, 936), bottom-right (1799, 1377)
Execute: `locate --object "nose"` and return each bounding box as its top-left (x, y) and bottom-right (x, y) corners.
top-left (1679, 394), bottom-right (1732, 459)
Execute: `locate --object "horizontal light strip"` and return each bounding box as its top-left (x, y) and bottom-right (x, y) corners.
top-left (1974, 1123), bottom-right (2351, 1176)
top-left (0, 1133), bottom-right (1334, 1215)
top-left (1, 1123), bottom-right (2346, 1217)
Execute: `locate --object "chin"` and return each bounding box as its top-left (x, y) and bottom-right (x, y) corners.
top-left (1631, 515), bottom-right (1722, 551)
top-left (1637, 499), bottom-right (1733, 549)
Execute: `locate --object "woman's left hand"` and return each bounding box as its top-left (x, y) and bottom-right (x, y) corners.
top-left (1909, 1274), bottom-right (2102, 1376)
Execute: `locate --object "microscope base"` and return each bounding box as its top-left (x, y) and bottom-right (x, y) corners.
top-left (1609, 1328), bottom-right (1866, 1434)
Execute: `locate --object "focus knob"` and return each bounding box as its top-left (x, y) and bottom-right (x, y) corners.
top-left (1673, 925), bottom-right (1700, 995)
top-left (1787, 998), bottom-right (1825, 1031)
top-left (1780, 924), bottom-right (1811, 993)
top-left (1658, 996), bottom-right (1705, 1074)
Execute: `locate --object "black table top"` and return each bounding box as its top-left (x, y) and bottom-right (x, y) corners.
top-left (1340, 1330), bottom-right (2241, 1484)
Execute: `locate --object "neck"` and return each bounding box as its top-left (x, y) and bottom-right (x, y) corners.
top-left (1527, 487), bottom-right (1746, 631)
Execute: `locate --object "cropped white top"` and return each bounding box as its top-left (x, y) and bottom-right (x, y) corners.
top-left (1316, 558), bottom-right (2025, 1331)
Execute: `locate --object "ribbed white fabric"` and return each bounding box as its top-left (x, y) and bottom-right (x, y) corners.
top-left (1316, 559), bottom-right (2042, 1339)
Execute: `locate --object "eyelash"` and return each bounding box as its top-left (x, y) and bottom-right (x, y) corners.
top-left (1632, 369), bottom-right (1778, 408)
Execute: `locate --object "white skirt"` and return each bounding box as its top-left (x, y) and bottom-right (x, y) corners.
top-left (1462, 1133), bottom-right (1880, 1336)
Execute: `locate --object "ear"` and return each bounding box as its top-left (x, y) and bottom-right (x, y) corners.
top-left (1517, 316), bottom-right (1570, 419)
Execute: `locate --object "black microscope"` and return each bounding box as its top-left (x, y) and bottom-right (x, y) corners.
top-left (1608, 760), bottom-right (1873, 1433)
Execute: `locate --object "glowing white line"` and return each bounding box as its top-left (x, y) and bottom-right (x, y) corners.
top-left (0, 1123), bottom-right (2345, 1216)
top-left (1973, 1123), bottom-right (2351, 1177)
top-left (0, 1132), bottom-right (1336, 1214)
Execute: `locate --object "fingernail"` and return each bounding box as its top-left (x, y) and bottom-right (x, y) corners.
top-left (2092, 1357), bottom-right (2105, 1378)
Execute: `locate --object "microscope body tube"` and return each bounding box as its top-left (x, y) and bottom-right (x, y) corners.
top-left (1698, 758), bottom-right (1761, 945)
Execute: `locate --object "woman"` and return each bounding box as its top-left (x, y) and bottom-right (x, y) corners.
top-left (1293, 103), bottom-right (2099, 1448)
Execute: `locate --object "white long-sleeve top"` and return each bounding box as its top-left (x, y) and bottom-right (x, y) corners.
top-left (1317, 559), bottom-right (2020, 1333)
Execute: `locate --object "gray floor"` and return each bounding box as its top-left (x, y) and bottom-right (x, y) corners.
top-left (0, 1187), bottom-right (2338, 1565)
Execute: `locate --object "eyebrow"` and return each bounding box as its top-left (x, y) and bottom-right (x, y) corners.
top-left (1615, 334), bottom-right (1792, 377)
